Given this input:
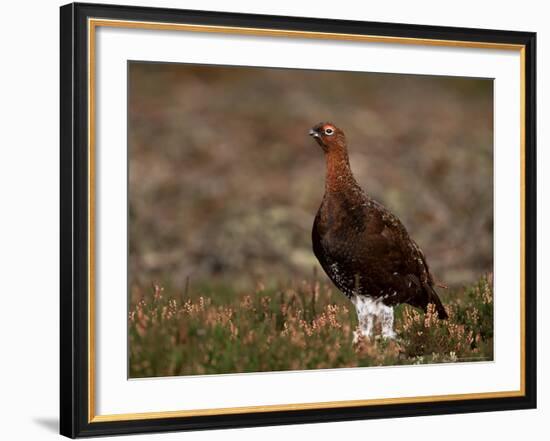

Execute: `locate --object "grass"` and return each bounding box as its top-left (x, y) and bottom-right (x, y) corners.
top-left (129, 274), bottom-right (493, 378)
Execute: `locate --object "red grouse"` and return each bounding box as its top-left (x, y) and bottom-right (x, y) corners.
top-left (309, 122), bottom-right (448, 341)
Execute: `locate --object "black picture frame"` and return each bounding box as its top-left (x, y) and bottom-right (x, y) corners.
top-left (60, 2), bottom-right (537, 438)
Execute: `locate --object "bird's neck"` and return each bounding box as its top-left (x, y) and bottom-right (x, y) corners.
top-left (324, 146), bottom-right (359, 193)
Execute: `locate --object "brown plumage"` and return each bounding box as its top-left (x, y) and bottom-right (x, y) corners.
top-left (309, 122), bottom-right (447, 340)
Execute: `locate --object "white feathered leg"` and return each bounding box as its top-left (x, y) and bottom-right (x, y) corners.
top-left (351, 295), bottom-right (397, 342)
top-left (380, 303), bottom-right (397, 339)
top-left (351, 295), bottom-right (374, 343)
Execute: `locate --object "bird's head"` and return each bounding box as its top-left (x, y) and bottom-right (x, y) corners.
top-left (308, 122), bottom-right (346, 153)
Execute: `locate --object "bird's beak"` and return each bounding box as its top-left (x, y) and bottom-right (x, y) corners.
top-left (309, 128), bottom-right (320, 139)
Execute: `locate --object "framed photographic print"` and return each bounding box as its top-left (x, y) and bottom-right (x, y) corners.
top-left (60, 2), bottom-right (537, 438)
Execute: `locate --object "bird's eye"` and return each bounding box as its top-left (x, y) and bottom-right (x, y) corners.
top-left (324, 128), bottom-right (334, 135)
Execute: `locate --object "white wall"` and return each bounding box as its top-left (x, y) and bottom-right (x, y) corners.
top-left (0, 0), bottom-right (546, 439)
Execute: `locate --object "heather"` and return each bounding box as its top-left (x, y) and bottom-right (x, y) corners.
top-left (129, 274), bottom-right (493, 377)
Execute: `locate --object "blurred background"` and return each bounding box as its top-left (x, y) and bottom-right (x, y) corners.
top-left (129, 62), bottom-right (493, 298)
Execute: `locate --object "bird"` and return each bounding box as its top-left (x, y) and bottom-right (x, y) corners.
top-left (309, 122), bottom-right (448, 342)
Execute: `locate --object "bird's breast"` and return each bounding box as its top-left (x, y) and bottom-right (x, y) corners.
top-left (317, 197), bottom-right (368, 242)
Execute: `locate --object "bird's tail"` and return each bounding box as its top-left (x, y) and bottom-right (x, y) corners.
top-left (426, 286), bottom-right (448, 320)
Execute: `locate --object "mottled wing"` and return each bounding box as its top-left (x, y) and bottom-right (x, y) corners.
top-left (344, 201), bottom-right (427, 306)
top-left (313, 198), bottom-right (432, 308)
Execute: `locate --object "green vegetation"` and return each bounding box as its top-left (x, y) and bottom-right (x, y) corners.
top-left (129, 274), bottom-right (493, 378)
